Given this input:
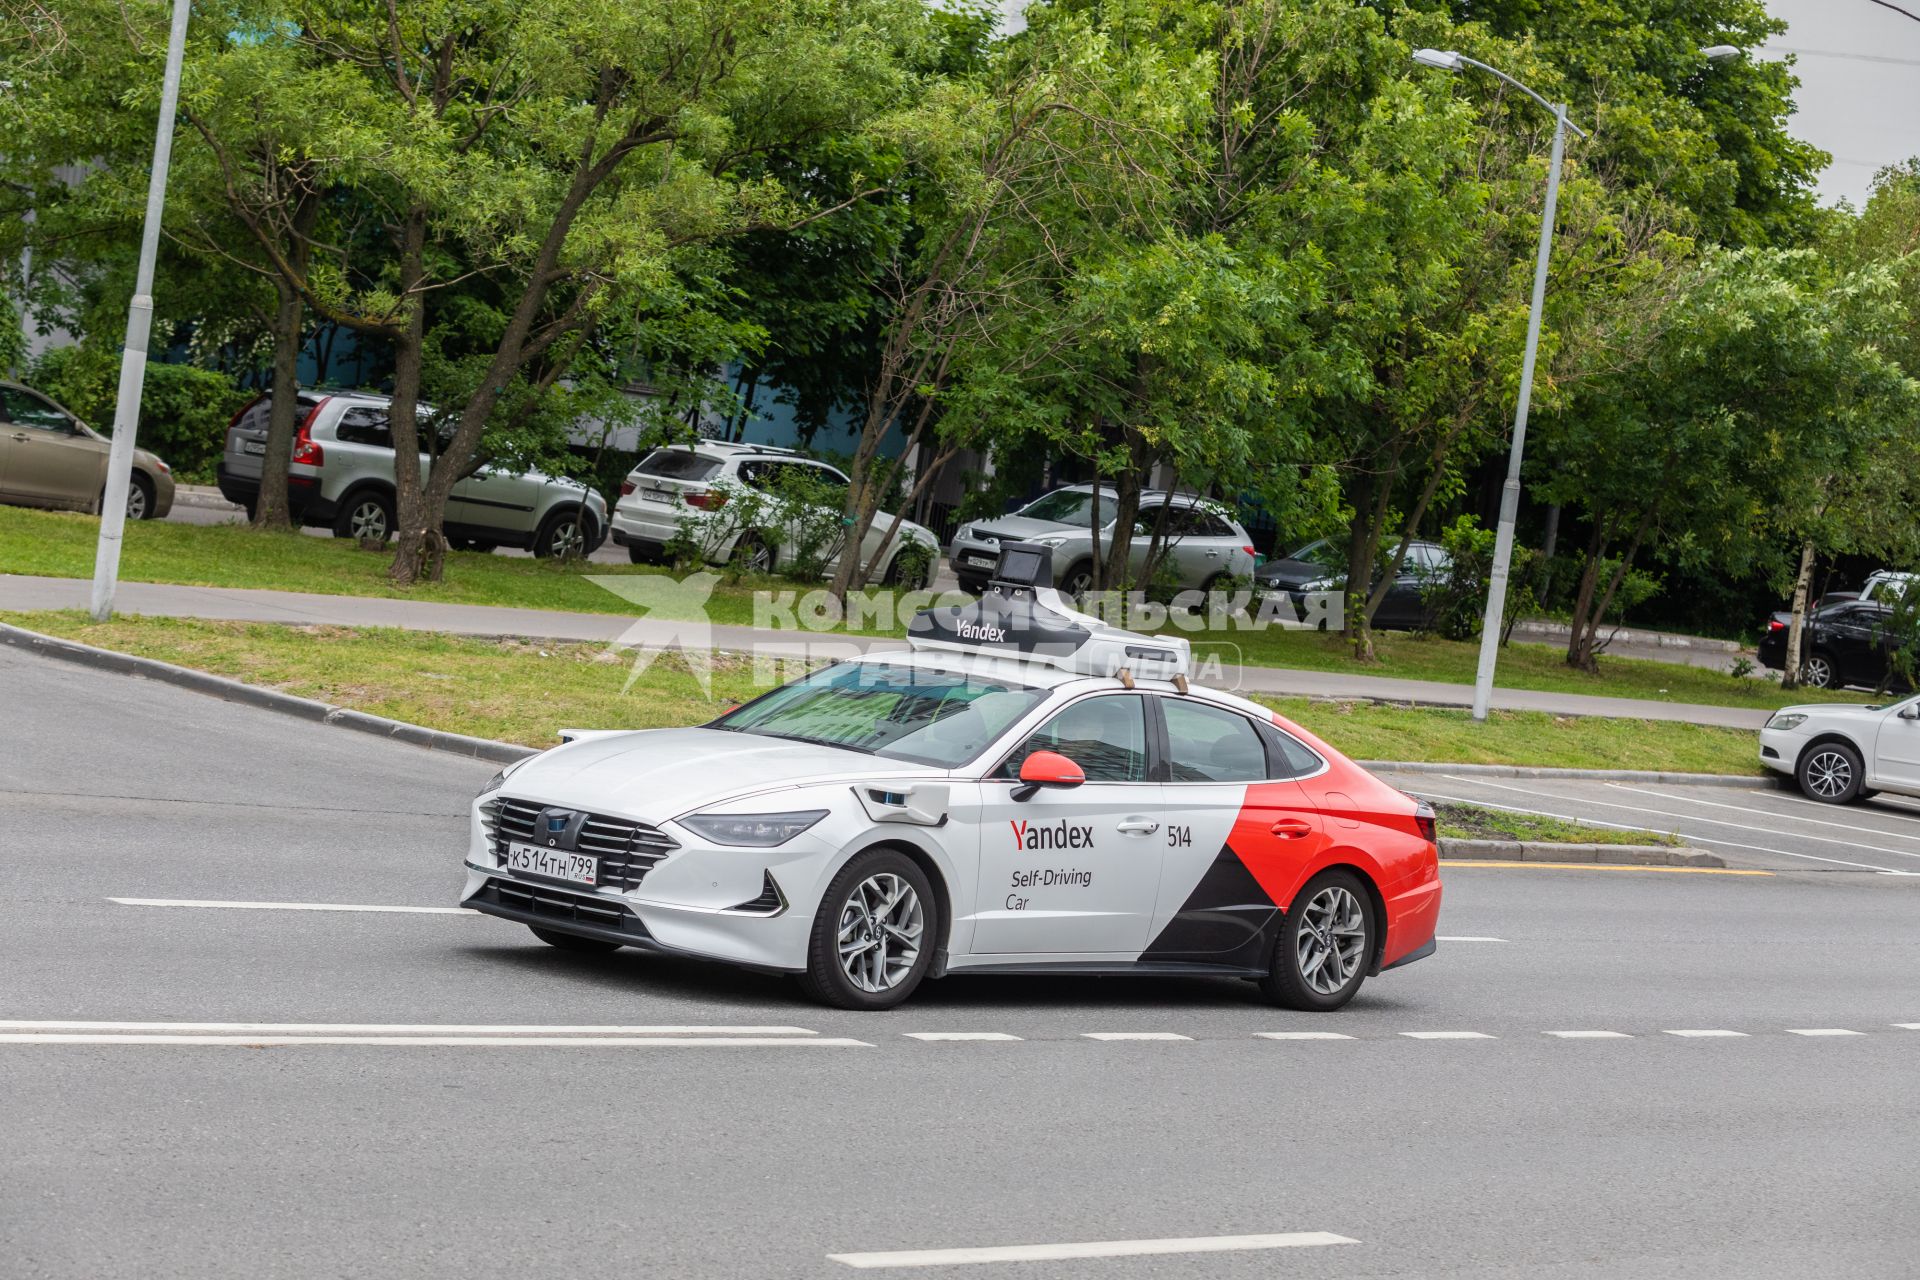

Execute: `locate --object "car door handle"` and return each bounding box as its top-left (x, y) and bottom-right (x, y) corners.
top-left (10, 432), bottom-right (28, 442)
top-left (1116, 818), bottom-right (1160, 836)
top-left (1271, 818), bottom-right (1313, 839)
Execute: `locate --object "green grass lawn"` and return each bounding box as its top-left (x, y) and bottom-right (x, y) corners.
top-left (1433, 801), bottom-right (1679, 847)
top-left (0, 504), bottom-right (1845, 711)
top-left (3, 611), bottom-right (1766, 775)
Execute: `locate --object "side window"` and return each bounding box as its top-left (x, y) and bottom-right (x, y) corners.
top-left (335, 407), bottom-right (393, 449)
top-left (3, 389), bottom-right (75, 433)
top-left (1264, 725), bottom-right (1324, 779)
top-left (1162, 699), bottom-right (1268, 784)
top-left (993, 695), bottom-right (1148, 783)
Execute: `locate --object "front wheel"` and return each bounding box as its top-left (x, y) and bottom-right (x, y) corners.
top-left (528, 926), bottom-right (622, 954)
top-left (1797, 741), bottom-right (1863, 804)
top-left (799, 849), bottom-right (937, 1010)
top-left (125, 472), bottom-right (156, 520)
top-left (1058, 560), bottom-right (1094, 597)
top-left (534, 509), bottom-right (595, 559)
top-left (334, 491), bottom-right (394, 542)
top-left (1260, 870), bottom-right (1375, 1011)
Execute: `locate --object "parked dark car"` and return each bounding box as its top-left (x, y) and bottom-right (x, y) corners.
top-left (1254, 537), bottom-right (1449, 631)
top-left (1758, 600), bottom-right (1907, 691)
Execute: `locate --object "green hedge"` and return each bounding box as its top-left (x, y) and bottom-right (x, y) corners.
top-left (30, 345), bottom-right (251, 485)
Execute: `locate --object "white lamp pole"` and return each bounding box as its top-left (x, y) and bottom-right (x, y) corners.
top-left (1411, 49), bottom-right (1586, 721)
top-left (90, 0), bottom-right (191, 622)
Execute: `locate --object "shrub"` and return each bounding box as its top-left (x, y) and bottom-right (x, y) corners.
top-left (663, 470), bottom-right (848, 582)
top-left (30, 344), bottom-right (249, 484)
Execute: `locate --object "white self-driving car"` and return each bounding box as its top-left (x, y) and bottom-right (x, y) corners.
top-left (461, 544), bottom-right (1441, 1009)
top-left (1759, 693), bottom-right (1920, 804)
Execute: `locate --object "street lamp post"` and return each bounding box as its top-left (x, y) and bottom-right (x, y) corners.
top-left (1411, 49), bottom-right (1587, 722)
top-left (89, 0), bottom-right (191, 622)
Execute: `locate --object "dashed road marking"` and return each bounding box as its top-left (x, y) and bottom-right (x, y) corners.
top-left (0, 1034), bottom-right (872, 1048)
top-left (0, 1020), bottom-right (816, 1035)
top-left (1439, 861), bottom-right (1771, 876)
top-left (1256, 1031), bottom-right (1354, 1041)
top-left (1081, 1032), bottom-right (1192, 1041)
top-left (1547, 1030), bottom-right (1633, 1039)
top-left (1785, 1028), bottom-right (1865, 1037)
top-left (903, 1032), bottom-right (1022, 1042)
top-left (1665, 1029), bottom-right (1749, 1038)
top-left (827, 1230), bottom-right (1359, 1269)
top-left (1399, 1031), bottom-right (1495, 1040)
top-left (1437, 935), bottom-right (1508, 942)
top-left (1895, 1023), bottom-right (1920, 1030)
top-left (109, 897), bottom-right (469, 914)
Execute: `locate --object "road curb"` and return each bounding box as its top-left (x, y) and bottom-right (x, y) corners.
top-left (1438, 837), bottom-right (1725, 868)
top-left (1362, 760), bottom-right (1764, 788)
top-left (171, 485), bottom-right (242, 512)
top-left (0, 622), bottom-right (535, 766)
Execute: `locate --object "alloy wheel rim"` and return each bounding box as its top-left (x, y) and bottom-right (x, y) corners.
top-left (551, 520), bottom-right (582, 557)
top-left (126, 486), bottom-right (147, 519)
top-left (1804, 657), bottom-right (1832, 687)
top-left (1295, 885), bottom-right (1367, 996)
top-left (350, 502), bottom-right (388, 539)
top-left (1806, 750), bottom-right (1852, 798)
top-left (837, 873), bottom-right (923, 993)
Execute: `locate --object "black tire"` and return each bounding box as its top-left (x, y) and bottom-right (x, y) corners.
top-left (731, 534), bottom-right (775, 575)
top-left (333, 489), bottom-right (395, 542)
top-left (534, 508), bottom-right (595, 559)
top-left (126, 472), bottom-right (156, 521)
top-left (1797, 740), bottom-right (1864, 804)
top-left (528, 925), bottom-right (622, 954)
top-left (883, 550), bottom-right (931, 590)
top-left (799, 848), bottom-right (938, 1011)
top-left (1259, 869), bottom-right (1376, 1012)
top-left (1800, 651), bottom-right (1838, 690)
top-left (1058, 560), bottom-right (1095, 597)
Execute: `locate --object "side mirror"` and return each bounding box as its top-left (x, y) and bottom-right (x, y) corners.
top-left (1900, 704), bottom-right (1919, 721)
top-left (1012, 750), bottom-right (1086, 802)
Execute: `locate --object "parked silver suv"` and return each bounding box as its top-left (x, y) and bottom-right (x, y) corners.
top-left (217, 391), bottom-right (606, 557)
top-left (949, 484), bottom-right (1256, 595)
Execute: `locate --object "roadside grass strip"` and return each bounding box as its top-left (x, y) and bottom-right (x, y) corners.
top-left (828, 1231), bottom-right (1358, 1269)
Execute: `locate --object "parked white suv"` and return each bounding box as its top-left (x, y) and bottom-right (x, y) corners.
top-left (217, 391), bottom-right (607, 557)
top-left (609, 441), bottom-right (940, 585)
top-left (949, 484), bottom-right (1257, 596)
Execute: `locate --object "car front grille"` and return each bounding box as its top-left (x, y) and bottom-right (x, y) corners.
top-left (484, 796), bottom-right (678, 892)
top-left (474, 878), bottom-right (653, 942)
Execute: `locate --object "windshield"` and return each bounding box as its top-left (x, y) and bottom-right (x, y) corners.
top-left (1282, 538), bottom-right (1345, 570)
top-left (1016, 489), bottom-right (1114, 528)
top-left (710, 662), bottom-right (1049, 768)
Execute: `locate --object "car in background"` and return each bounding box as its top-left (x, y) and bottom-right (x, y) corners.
top-left (1254, 537), bottom-right (1450, 632)
top-left (0, 380), bottom-right (176, 521)
top-left (1757, 598), bottom-right (1912, 692)
top-left (1814, 570), bottom-right (1916, 610)
top-left (1759, 692), bottom-right (1920, 804)
top-left (609, 441), bottom-right (939, 586)
top-left (217, 391), bottom-right (606, 557)
top-left (948, 485), bottom-right (1257, 596)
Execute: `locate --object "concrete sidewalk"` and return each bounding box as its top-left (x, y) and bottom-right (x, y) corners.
top-left (0, 572), bottom-right (1771, 728)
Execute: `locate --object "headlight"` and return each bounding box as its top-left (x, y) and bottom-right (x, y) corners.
top-left (1767, 713), bottom-right (1808, 731)
top-left (957, 524), bottom-right (974, 541)
top-left (1033, 535), bottom-right (1070, 548)
top-left (478, 755), bottom-right (533, 796)
top-left (680, 810), bottom-right (829, 847)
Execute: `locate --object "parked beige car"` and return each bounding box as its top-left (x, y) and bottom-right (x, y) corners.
top-left (0, 381), bottom-right (176, 520)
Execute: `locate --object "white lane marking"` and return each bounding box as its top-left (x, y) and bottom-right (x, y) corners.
top-left (1256, 1031), bottom-right (1353, 1041)
top-left (0, 1034), bottom-right (873, 1047)
top-left (1895, 1023), bottom-right (1920, 1030)
top-left (1081, 1032), bottom-right (1192, 1041)
top-left (1734, 789), bottom-right (1920, 839)
top-left (827, 1231), bottom-right (1358, 1269)
top-left (0, 1021), bottom-right (816, 1035)
top-left (903, 1032), bottom-right (1022, 1042)
top-left (1399, 1031), bottom-right (1494, 1040)
top-left (1664, 1029), bottom-right (1749, 1038)
top-left (110, 897), bottom-right (469, 914)
top-left (1547, 1030), bottom-right (1633, 1039)
top-left (1785, 1028), bottom-right (1865, 1037)
top-left (1438, 935), bottom-right (1508, 943)
top-left (1607, 784), bottom-right (1920, 857)
top-left (1429, 779), bottom-right (1910, 873)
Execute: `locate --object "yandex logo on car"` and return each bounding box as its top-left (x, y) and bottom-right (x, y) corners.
top-left (1010, 818), bottom-right (1096, 851)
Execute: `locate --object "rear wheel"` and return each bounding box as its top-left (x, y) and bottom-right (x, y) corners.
top-left (732, 534), bottom-right (775, 575)
top-left (333, 491), bottom-right (394, 542)
top-left (1797, 741), bottom-right (1864, 804)
top-left (528, 926), bottom-right (622, 954)
top-left (1260, 869), bottom-right (1375, 1012)
top-left (799, 848), bottom-right (936, 1010)
top-left (1799, 652), bottom-right (1837, 690)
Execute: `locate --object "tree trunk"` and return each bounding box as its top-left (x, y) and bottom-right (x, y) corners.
top-left (251, 277), bottom-right (304, 531)
top-left (1564, 523), bottom-right (1607, 672)
top-left (1782, 539), bottom-right (1817, 690)
top-left (384, 205), bottom-right (441, 585)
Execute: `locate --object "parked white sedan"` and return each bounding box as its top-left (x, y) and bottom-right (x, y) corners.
top-left (1759, 694), bottom-right (1920, 803)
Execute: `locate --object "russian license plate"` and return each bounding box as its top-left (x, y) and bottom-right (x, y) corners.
top-left (241, 440), bottom-right (266, 455)
top-left (504, 841), bottom-right (598, 886)
top-left (963, 553), bottom-right (995, 567)
top-left (643, 487), bottom-right (675, 504)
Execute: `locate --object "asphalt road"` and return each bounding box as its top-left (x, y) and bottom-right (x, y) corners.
top-left (4, 644), bottom-right (1918, 1279)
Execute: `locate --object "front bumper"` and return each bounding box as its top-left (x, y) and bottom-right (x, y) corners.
top-left (1757, 725), bottom-right (1809, 776)
top-left (948, 535), bottom-right (1002, 585)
